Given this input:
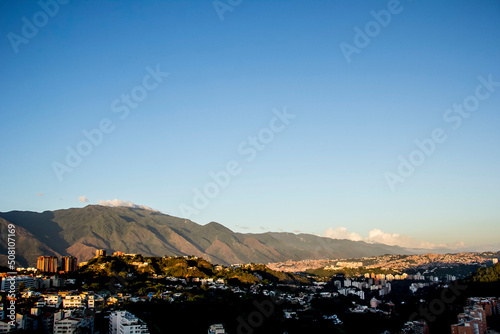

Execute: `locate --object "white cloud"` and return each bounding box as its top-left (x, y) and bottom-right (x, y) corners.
top-left (323, 227), bottom-right (363, 241)
top-left (97, 199), bottom-right (157, 211)
top-left (365, 229), bottom-right (436, 249)
top-left (323, 227), bottom-right (464, 250)
top-left (79, 195), bottom-right (88, 203)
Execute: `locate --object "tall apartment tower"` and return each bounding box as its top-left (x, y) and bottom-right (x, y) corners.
top-left (95, 249), bottom-right (107, 257)
top-left (36, 256), bottom-right (58, 273)
top-left (62, 256), bottom-right (78, 272)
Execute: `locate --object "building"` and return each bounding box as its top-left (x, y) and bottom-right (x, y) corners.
top-left (50, 276), bottom-right (65, 288)
top-left (1, 276), bottom-right (35, 291)
top-left (53, 310), bottom-right (94, 334)
top-left (109, 311), bottom-right (149, 334)
top-left (53, 317), bottom-right (93, 334)
top-left (451, 322), bottom-right (475, 334)
top-left (44, 294), bottom-right (63, 307)
top-left (0, 319), bottom-right (15, 333)
top-left (62, 294), bottom-right (85, 308)
top-left (95, 249), bottom-right (106, 257)
top-left (402, 321), bottom-right (429, 334)
top-left (466, 307), bottom-right (487, 333)
top-left (37, 311), bottom-right (55, 334)
top-left (451, 299), bottom-right (494, 334)
top-left (468, 297), bottom-right (499, 315)
top-left (62, 256), bottom-right (78, 273)
top-left (36, 256), bottom-right (58, 273)
top-left (15, 312), bottom-right (42, 333)
top-left (87, 294), bottom-right (96, 308)
top-left (208, 323), bottom-right (226, 334)
top-left (455, 306), bottom-right (486, 334)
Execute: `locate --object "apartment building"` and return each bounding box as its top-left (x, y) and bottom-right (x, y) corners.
top-left (109, 311), bottom-right (149, 334)
top-left (37, 256), bottom-right (58, 273)
top-left (53, 310), bottom-right (94, 334)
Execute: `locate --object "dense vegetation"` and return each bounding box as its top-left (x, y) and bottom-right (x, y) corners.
top-left (306, 266), bottom-right (400, 278)
top-left (470, 263), bottom-right (500, 282)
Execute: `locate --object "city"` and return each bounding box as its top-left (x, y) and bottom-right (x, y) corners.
top-left (1, 249), bottom-right (499, 333)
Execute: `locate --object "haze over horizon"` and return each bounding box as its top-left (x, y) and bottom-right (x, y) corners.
top-left (1, 1), bottom-right (499, 252)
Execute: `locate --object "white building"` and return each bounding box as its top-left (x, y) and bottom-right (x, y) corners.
top-left (63, 294), bottom-right (84, 308)
top-left (109, 311), bottom-right (149, 334)
top-left (44, 294), bottom-right (62, 307)
top-left (87, 294), bottom-right (95, 308)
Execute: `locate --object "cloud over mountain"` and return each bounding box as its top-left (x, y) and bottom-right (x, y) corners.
top-left (97, 199), bottom-right (157, 211)
top-left (323, 227), bottom-right (363, 241)
top-left (323, 226), bottom-right (464, 250)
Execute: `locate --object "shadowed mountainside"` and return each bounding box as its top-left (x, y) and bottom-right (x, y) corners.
top-left (0, 218), bottom-right (61, 267)
top-left (0, 205), bottom-right (414, 266)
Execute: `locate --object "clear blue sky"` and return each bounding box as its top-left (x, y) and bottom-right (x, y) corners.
top-left (1, 0), bottom-right (499, 250)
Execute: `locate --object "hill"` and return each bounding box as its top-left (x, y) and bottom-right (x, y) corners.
top-left (79, 254), bottom-right (310, 288)
top-left (0, 205), bottom-right (413, 266)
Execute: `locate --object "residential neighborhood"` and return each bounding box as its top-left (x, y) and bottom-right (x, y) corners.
top-left (0, 251), bottom-right (499, 333)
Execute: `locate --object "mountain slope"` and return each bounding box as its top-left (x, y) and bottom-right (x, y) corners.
top-left (0, 205), bottom-right (413, 266)
top-left (0, 218), bottom-right (61, 267)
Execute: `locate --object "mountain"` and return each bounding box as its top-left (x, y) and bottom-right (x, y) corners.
top-left (0, 205), bottom-right (414, 267)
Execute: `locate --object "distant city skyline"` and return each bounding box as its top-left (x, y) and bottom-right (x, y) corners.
top-left (1, 1), bottom-right (499, 251)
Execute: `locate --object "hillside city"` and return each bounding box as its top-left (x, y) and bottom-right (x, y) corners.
top-left (1, 250), bottom-right (499, 333)
top-left (268, 252), bottom-right (500, 272)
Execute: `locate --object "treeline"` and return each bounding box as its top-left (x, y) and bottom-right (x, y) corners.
top-left (469, 263), bottom-right (500, 283)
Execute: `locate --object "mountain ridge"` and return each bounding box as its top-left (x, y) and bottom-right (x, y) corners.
top-left (0, 205), bottom-right (417, 267)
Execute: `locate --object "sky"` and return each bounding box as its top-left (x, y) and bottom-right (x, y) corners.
top-left (1, 0), bottom-right (499, 251)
